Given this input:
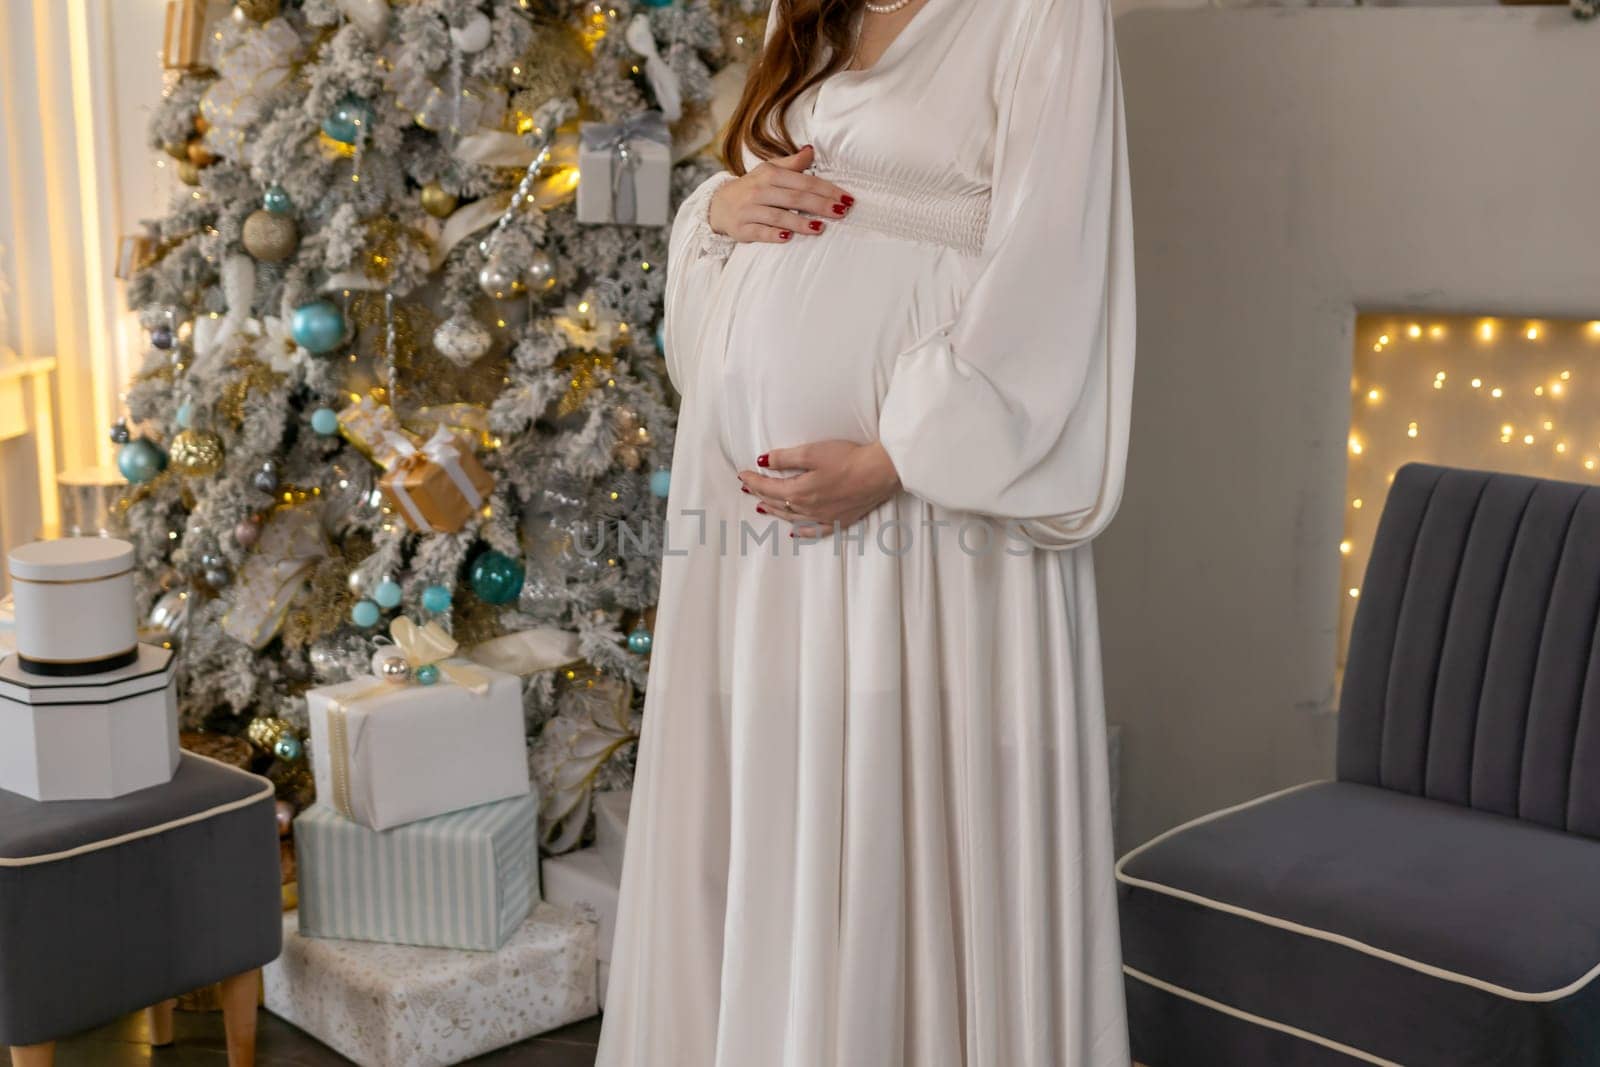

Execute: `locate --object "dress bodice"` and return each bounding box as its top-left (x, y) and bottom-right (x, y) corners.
top-left (758, 0), bottom-right (1021, 255)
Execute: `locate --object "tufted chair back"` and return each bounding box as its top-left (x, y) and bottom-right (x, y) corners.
top-left (1338, 464), bottom-right (1600, 837)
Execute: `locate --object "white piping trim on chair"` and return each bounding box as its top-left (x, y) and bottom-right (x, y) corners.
top-left (1114, 780), bottom-right (1600, 1003)
top-left (1123, 965), bottom-right (1403, 1067)
top-left (0, 752), bottom-right (275, 868)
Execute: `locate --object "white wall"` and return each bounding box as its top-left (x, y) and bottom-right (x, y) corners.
top-left (1102, 6), bottom-right (1600, 849)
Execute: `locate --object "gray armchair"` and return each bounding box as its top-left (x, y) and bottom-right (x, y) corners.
top-left (1119, 464), bottom-right (1600, 1066)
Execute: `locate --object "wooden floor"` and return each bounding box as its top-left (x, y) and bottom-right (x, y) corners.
top-left (50, 1009), bottom-right (601, 1065)
top-left (50, 1009), bottom-right (1149, 1065)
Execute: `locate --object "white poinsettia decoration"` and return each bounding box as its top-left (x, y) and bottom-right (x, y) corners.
top-left (553, 289), bottom-right (626, 352)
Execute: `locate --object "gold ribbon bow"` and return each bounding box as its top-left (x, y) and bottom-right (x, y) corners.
top-left (389, 617), bottom-right (491, 695)
top-left (323, 618), bottom-right (494, 823)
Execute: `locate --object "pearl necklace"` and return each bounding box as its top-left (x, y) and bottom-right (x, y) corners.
top-left (864, 0), bottom-right (913, 12)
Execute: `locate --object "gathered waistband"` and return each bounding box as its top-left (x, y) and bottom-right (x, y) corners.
top-left (811, 165), bottom-right (990, 257)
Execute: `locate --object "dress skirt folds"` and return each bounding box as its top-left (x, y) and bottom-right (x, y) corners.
top-left (596, 0), bottom-right (1137, 1063)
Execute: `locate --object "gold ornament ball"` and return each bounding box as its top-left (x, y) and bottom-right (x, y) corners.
top-left (235, 0), bottom-right (280, 20)
top-left (616, 444), bottom-right (643, 471)
top-left (176, 160), bottom-right (202, 186)
top-left (163, 140), bottom-right (189, 161)
top-left (242, 209), bottom-right (299, 263)
top-left (194, 113), bottom-right (211, 136)
top-left (187, 140), bottom-right (218, 167)
top-left (169, 429), bottom-right (225, 477)
top-left (420, 183), bottom-right (458, 218)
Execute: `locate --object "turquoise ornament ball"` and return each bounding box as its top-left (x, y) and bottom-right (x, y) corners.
top-left (415, 663), bottom-right (441, 686)
top-left (263, 184), bottom-right (293, 215)
top-left (639, 0), bottom-right (674, 8)
top-left (310, 407), bottom-right (340, 435)
top-left (291, 300), bottom-right (345, 354)
top-left (351, 599), bottom-right (381, 628)
top-left (373, 579), bottom-right (403, 609)
top-left (654, 323), bottom-right (666, 353)
top-left (322, 94), bottom-right (372, 145)
top-left (627, 627), bottom-right (654, 654)
top-left (176, 401), bottom-right (195, 429)
top-left (117, 439), bottom-right (165, 484)
top-left (649, 468), bottom-right (671, 499)
top-left (273, 735), bottom-right (303, 761)
top-left (421, 584), bottom-right (452, 613)
top-left (470, 550), bottom-right (525, 605)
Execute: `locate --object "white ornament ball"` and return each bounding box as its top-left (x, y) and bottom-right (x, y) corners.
top-left (432, 313), bottom-right (493, 367)
top-left (450, 11), bottom-right (492, 54)
top-left (371, 645), bottom-right (412, 684)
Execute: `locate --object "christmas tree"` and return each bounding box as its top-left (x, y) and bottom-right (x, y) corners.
top-left (115, 0), bottom-right (765, 852)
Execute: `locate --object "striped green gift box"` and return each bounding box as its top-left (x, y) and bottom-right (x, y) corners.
top-left (294, 793), bottom-right (538, 951)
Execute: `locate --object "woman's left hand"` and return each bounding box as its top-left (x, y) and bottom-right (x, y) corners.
top-left (738, 440), bottom-right (903, 538)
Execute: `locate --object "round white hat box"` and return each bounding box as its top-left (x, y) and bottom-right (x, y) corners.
top-left (7, 538), bottom-right (138, 675)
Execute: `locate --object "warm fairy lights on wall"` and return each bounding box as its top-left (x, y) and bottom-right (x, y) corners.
top-left (1340, 313), bottom-right (1600, 666)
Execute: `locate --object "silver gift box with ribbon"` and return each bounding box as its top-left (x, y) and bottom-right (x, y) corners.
top-left (576, 110), bottom-right (672, 226)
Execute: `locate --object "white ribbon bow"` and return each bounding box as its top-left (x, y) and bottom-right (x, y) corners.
top-left (625, 14), bottom-right (683, 123)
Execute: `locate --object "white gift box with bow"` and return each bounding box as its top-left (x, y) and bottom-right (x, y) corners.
top-left (306, 620), bottom-right (530, 831)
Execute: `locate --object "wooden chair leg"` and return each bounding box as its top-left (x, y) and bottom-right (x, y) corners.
top-left (9, 1043), bottom-right (54, 1067)
top-left (146, 997), bottom-right (178, 1046)
top-left (219, 969), bottom-right (260, 1067)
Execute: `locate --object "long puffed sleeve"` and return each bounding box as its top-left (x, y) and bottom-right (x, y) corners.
top-left (875, 0), bottom-right (1135, 549)
top-left (661, 4), bottom-right (787, 393)
top-left (662, 170), bottom-right (738, 390)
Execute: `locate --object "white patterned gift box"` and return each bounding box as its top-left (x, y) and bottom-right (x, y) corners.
top-left (542, 845), bottom-right (620, 1008)
top-left (264, 904), bottom-right (599, 1067)
top-left (295, 794), bottom-right (537, 952)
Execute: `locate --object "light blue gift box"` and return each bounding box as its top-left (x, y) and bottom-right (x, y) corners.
top-left (294, 793), bottom-right (538, 952)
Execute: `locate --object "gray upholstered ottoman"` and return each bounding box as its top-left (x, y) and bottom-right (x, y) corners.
top-left (0, 752), bottom-right (282, 1066)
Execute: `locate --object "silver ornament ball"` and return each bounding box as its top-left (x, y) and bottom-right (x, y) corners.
top-left (371, 646), bottom-right (412, 684)
top-left (478, 255), bottom-right (525, 301)
top-left (524, 250), bottom-right (556, 293)
top-left (432, 313), bottom-right (493, 367)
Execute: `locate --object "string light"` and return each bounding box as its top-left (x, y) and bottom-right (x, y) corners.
top-left (1341, 313), bottom-right (1600, 673)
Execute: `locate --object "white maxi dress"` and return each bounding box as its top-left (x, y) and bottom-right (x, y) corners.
top-left (597, 0), bottom-right (1135, 1062)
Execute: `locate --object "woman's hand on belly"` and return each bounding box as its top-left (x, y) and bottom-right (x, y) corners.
top-left (737, 440), bottom-right (902, 538)
top-left (710, 145), bottom-right (854, 245)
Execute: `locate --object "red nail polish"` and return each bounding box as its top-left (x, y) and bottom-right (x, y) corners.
top-left (740, 486), bottom-right (751, 494)
top-left (756, 505), bottom-right (768, 515)
top-left (808, 220), bottom-right (823, 232)
top-left (757, 453), bottom-right (770, 467)
top-left (840, 194), bottom-right (855, 206)
top-left (831, 203), bottom-right (846, 215)
top-left (778, 229), bottom-right (792, 240)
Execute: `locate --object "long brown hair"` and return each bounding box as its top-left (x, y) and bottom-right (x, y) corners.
top-left (720, 1), bottom-right (861, 175)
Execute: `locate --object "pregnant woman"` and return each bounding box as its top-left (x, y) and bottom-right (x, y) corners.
top-left (598, 0), bottom-right (1134, 1063)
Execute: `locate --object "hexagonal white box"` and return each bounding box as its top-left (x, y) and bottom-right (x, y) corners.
top-left (0, 645), bottom-right (179, 801)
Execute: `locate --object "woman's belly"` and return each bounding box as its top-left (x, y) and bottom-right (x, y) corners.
top-left (703, 229), bottom-right (971, 472)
